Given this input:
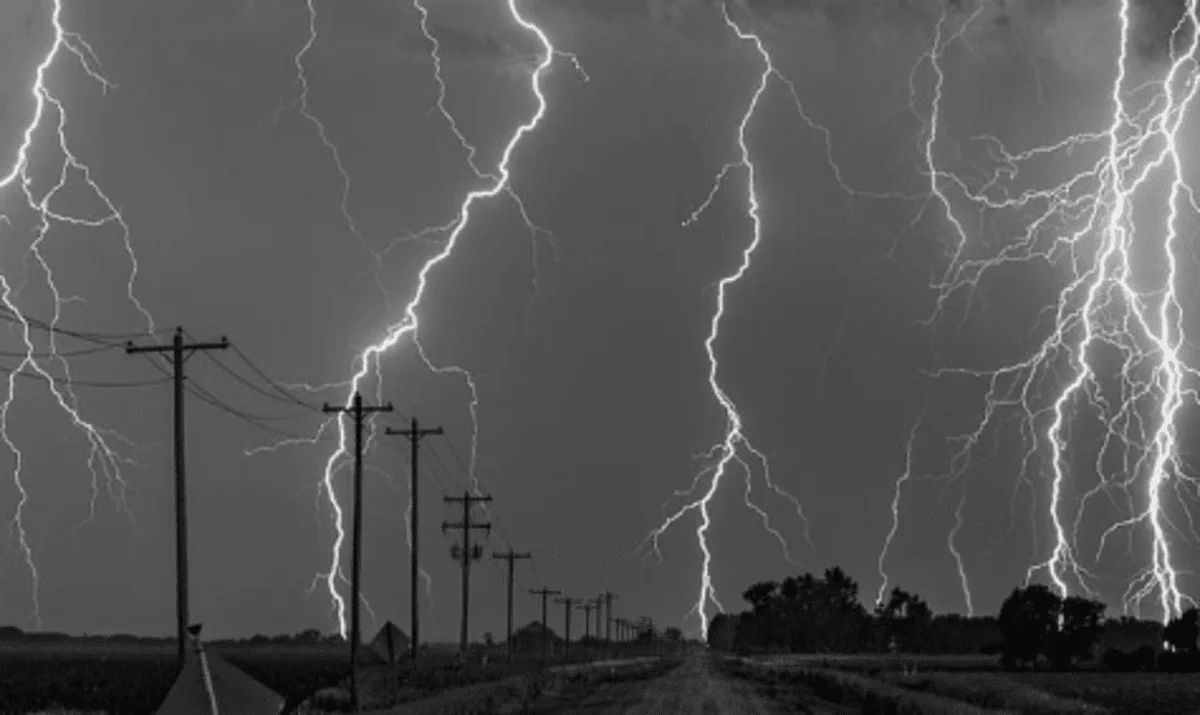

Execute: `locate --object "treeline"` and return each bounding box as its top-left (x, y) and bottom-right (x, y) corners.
top-left (706, 566), bottom-right (1198, 671)
top-left (0, 625), bottom-right (342, 646)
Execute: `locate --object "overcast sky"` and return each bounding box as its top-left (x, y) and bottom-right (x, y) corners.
top-left (0, 0), bottom-right (1197, 641)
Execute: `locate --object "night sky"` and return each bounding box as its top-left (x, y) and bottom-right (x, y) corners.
top-left (1, 0), bottom-right (1198, 642)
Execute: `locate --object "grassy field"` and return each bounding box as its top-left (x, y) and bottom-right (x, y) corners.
top-left (1006, 671), bottom-right (1200, 715)
top-left (0, 640), bottom-right (350, 715)
top-left (0, 640), bottom-right (668, 715)
top-left (736, 653), bottom-right (1200, 715)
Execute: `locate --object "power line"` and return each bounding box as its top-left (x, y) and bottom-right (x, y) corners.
top-left (0, 307), bottom-right (172, 345)
top-left (228, 343), bottom-right (326, 410)
top-left (0, 361), bottom-right (172, 388)
top-left (200, 350), bottom-right (323, 413)
top-left (0, 342), bottom-right (120, 359)
top-left (136, 355), bottom-right (335, 443)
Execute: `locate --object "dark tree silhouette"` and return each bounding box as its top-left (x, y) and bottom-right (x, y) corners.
top-left (998, 585), bottom-right (1061, 668)
top-left (875, 586), bottom-right (933, 652)
top-left (742, 581), bottom-right (778, 614)
top-left (1164, 607), bottom-right (1199, 654)
top-left (1047, 596), bottom-right (1106, 668)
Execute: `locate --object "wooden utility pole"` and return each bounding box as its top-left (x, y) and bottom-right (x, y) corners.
top-left (384, 418), bottom-right (443, 661)
top-left (322, 392), bottom-right (393, 712)
top-left (126, 326), bottom-right (228, 667)
top-left (492, 549), bottom-right (531, 658)
top-left (555, 596), bottom-right (580, 661)
top-left (601, 591), bottom-right (618, 653)
top-left (443, 491), bottom-right (491, 653)
top-left (529, 587), bottom-right (560, 658)
top-left (593, 594), bottom-right (602, 647)
top-left (577, 599), bottom-right (595, 643)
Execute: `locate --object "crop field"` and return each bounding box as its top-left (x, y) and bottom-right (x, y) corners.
top-left (0, 641), bottom-right (349, 715)
top-left (1005, 671), bottom-right (1200, 715)
top-left (735, 654), bottom-right (1200, 715)
top-left (0, 641), bottom-right (666, 715)
top-left (750, 652), bottom-right (1002, 672)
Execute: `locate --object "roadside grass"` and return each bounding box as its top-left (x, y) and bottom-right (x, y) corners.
top-left (880, 671), bottom-right (1107, 714)
top-left (722, 655), bottom-right (1012, 714)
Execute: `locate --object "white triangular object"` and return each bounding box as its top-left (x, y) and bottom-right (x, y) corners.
top-left (156, 635), bottom-right (284, 715)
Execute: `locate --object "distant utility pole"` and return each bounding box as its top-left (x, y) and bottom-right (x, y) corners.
top-left (443, 491), bottom-right (492, 653)
top-left (577, 599), bottom-right (595, 643)
top-left (126, 326), bottom-right (228, 667)
top-left (492, 549), bottom-right (531, 658)
top-left (602, 591), bottom-right (618, 652)
top-left (384, 418), bottom-right (443, 661)
top-left (322, 392), bottom-right (393, 712)
top-left (529, 587), bottom-right (560, 659)
top-left (555, 596), bottom-right (580, 661)
top-left (594, 594), bottom-right (602, 644)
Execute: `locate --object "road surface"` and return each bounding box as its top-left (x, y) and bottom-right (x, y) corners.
top-left (525, 652), bottom-right (856, 714)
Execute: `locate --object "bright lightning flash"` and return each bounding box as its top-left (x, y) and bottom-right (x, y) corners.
top-left (883, 0), bottom-right (1200, 623)
top-left (0, 1), bottom-right (154, 627)
top-left (299, 0), bottom-right (568, 638)
top-left (634, 4), bottom-right (815, 641)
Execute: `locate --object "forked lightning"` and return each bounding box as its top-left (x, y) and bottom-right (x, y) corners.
top-left (0, 0), bottom-right (155, 627)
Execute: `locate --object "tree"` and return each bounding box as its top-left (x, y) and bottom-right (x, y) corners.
top-left (707, 613), bottom-right (739, 651)
top-left (483, 632), bottom-right (495, 649)
top-left (998, 584), bottom-right (1061, 669)
top-left (1047, 596), bottom-right (1106, 668)
top-left (663, 627), bottom-right (683, 643)
top-left (1164, 607), bottom-right (1199, 654)
top-left (742, 581), bottom-right (779, 614)
top-left (875, 586), bottom-right (933, 652)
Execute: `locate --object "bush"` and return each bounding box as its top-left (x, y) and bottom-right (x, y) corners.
top-left (1101, 646), bottom-right (1157, 672)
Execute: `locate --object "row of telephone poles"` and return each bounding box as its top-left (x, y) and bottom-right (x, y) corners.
top-left (129, 327), bottom-right (644, 712)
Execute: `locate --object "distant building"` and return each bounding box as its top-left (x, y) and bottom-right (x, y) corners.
top-left (156, 627), bottom-right (284, 715)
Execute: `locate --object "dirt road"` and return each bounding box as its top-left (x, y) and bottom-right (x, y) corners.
top-left (525, 652), bottom-right (855, 714)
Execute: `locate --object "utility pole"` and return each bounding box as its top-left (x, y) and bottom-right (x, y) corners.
top-left (555, 596), bottom-right (580, 661)
top-left (492, 549), bottom-right (531, 658)
top-left (577, 599), bottom-right (595, 644)
top-left (126, 326), bottom-right (228, 667)
top-left (322, 392), bottom-right (393, 712)
top-left (384, 418), bottom-right (443, 661)
top-left (593, 595), bottom-right (602, 647)
top-left (601, 591), bottom-right (618, 653)
top-left (529, 587), bottom-right (560, 659)
top-left (443, 491), bottom-right (492, 654)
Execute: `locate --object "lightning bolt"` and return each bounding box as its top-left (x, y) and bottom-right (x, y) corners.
top-left (310, 0), bottom-right (568, 638)
top-left (892, 0), bottom-right (1200, 623)
top-left (635, 4), bottom-right (815, 640)
top-left (0, 0), bottom-right (154, 627)
top-left (876, 406), bottom-right (925, 606)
